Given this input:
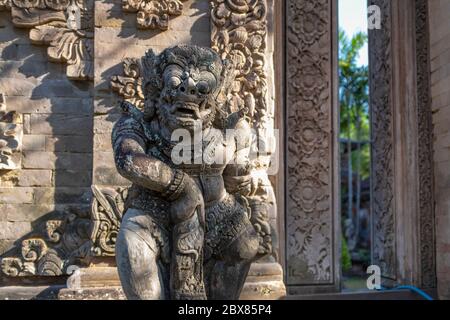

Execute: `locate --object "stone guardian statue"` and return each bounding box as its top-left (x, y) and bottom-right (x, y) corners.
top-left (112, 45), bottom-right (269, 300)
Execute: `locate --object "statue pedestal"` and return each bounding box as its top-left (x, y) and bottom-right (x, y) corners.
top-left (241, 262), bottom-right (286, 300)
top-left (58, 262), bottom-right (286, 300)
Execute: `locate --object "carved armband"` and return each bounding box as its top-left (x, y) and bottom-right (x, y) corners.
top-left (161, 169), bottom-right (186, 201)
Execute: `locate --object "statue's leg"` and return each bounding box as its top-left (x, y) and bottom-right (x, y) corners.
top-left (171, 211), bottom-right (207, 300)
top-left (206, 259), bottom-right (252, 300)
top-left (116, 209), bottom-right (167, 300)
top-left (206, 224), bottom-right (259, 300)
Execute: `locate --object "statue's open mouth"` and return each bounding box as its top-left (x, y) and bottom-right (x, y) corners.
top-left (175, 103), bottom-right (200, 119)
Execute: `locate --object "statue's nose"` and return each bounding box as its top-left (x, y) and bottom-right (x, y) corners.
top-left (179, 77), bottom-right (197, 96)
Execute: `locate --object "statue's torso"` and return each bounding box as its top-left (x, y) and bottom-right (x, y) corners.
top-left (126, 118), bottom-right (235, 215)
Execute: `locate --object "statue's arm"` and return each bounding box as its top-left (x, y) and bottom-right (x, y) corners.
top-left (223, 119), bottom-right (254, 196)
top-left (112, 115), bottom-right (174, 193)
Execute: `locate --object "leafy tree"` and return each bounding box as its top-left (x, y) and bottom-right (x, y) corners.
top-left (339, 29), bottom-right (369, 255)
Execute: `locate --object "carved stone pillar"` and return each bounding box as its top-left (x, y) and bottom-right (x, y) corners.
top-left (285, 0), bottom-right (340, 294)
top-left (369, 0), bottom-right (436, 288)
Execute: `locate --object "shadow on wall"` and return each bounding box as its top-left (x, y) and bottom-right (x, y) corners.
top-left (105, 0), bottom-right (211, 43)
top-left (0, 12), bottom-right (93, 286)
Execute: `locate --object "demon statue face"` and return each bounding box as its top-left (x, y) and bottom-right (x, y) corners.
top-left (141, 46), bottom-right (228, 133)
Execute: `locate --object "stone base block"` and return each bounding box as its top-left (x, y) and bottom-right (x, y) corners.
top-left (58, 262), bottom-right (286, 300)
top-left (240, 262), bottom-right (286, 300)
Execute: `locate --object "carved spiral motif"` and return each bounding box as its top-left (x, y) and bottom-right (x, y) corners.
top-left (1, 258), bottom-right (23, 277)
top-left (21, 239), bottom-right (48, 262)
top-left (123, 0), bottom-right (187, 30)
top-left (90, 186), bottom-right (127, 257)
top-left (44, 0), bottom-right (70, 10)
top-left (0, 0), bottom-right (94, 80)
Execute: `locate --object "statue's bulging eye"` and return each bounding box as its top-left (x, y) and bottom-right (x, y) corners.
top-left (168, 76), bottom-right (181, 88)
top-left (197, 81), bottom-right (210, 95)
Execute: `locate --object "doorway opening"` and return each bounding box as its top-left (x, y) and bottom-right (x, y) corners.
top-left (338, 0), bottom-right (371, 292)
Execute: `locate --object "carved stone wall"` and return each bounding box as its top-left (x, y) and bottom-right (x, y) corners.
top-left (428, 0), bottom-right (450, 300)
top-left (285, 0), bottom-right (340, 293)
top-left (122, 0), bottom-right (189, 30)
top-left (0, 0), bottom-right (94, 80)
top-left (0, 185), bottom-right (125, 277)
top-left (1, 0), bottom-right (284, 299)
top-left (0, 5), bottom-right (93, 285)
top-left (415, 0), bottom-right (436, 290)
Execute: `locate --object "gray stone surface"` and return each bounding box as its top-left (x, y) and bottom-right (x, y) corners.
top-left (0, 7), bottom-right (94, 283)
top-left (429, 0), bottom-right (450, 300)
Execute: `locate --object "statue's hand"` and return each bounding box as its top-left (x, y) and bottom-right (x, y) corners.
top-left (223, 174), bottom-right (256, 197)
top-left (169, 175), bottom-right (205, 225)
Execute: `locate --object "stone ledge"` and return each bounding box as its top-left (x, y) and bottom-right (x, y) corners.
top-left (57, 263), bottom-right (286, 300)
top-left (58, 287), bottom-right (125, 300)
top-left (0, 286), bottom-right (63, 300)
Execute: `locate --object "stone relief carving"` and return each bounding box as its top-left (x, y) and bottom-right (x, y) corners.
top-left (210, 0), bottom-right (276, 259)
top-left (368, 0), bottom-right (396, 281)
top-left (122, 0), bottom-right (188, 30)
top-left (1, 207), bottom-right (92, 277)
top-left (111, 58), bottom-right (145, 110)
top-left (415, 0), bottom-right (436, 289)
top-left (286, 0), bottom-right (334, 284)
top-left (0, 0), bottom-right (94, 80)
top-left (211, 0), bottom-right (271, 129)
top-left (90, 186), bottom-right (128, 257)
top-left (0, 94), bottom-right (23, 170)
top-left (0, 186), bottom-right (125, 277)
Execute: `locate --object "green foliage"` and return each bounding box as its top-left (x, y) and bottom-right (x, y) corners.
top-left (341, 235), bottom-right (352, 272)
top-left (339, 29), bottom-right (370, 179)
top-left (357, 249), bottom-right (371, 266)
top-left (351, 143), bottom-right (371, 180)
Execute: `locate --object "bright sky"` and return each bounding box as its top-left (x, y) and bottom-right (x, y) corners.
top-left (339, 0), bottom-right (369, 66)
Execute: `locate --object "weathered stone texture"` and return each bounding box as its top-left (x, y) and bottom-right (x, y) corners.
top-left (0, 188), bottom-right (34, 204)
top-left (23, 152), bottom-right (92, 171)
top-left (429, 0), bottom-right (450, 300)
top-left (0, 12), bottom-right (93, 272)
top-left (17, 170), bottom-right (53, 187)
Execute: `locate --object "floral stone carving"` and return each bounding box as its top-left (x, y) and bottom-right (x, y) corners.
top-left (0, 186), bottom-right (126, 277)
top-left (90, 185), bottom-right (128, 257)
top-left (1, 207), bottom-right (92, 277)
top-left (286, 0), bottom-right (335, 285)
top-left (0, 0), bottom-right (94, 80)
top-left (210, 0), bottom-right (276, 259)
top-left (0, 94), bottom-right (22, 170)
top-left (122, 0), bottom-right (188, 30)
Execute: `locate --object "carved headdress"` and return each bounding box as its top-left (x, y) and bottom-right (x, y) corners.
top-left (139, 45), bottom-right (237, 127)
